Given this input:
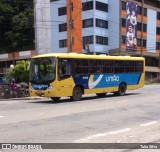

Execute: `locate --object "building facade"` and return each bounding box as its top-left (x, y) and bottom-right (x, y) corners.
top-left (119, 0), bottom-right (160, 79)
top-left (50, 0), bottom-right (160, 54)
top-left (50, 0), bottom-right (160, 79)
top-left (50, 0), bottom-right (120, 54)
top-left (0, 0), bottom-right (159, 79)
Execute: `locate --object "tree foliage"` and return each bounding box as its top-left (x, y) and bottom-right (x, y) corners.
top-left (0, 0), bottom-right (34, 53)
top-left (5, 60), bottom-right (30, 83)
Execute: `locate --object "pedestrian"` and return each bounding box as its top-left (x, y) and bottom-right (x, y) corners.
top-left (10, 79), bottom-right (17, 98)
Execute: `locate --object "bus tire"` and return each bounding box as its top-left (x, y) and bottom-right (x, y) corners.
top-left (51, 97), bottom-right (61, 102)
top-left (71, 86), bottom-right (82, 101)
top-left (116, 83), bottom-right (126, 96)
top-left (96, 93), bottom-right (106, 97)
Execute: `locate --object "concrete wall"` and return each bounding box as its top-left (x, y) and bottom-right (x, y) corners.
top-left (35, 0), bottom-right (52, 54)
top-left (94, 0), bottom-right (109, 53)
top-left (50, 0), bottom-right (67, 53)
top-left (82, 0), bottom-right (95, 53)
top-left (108, 0), bottom-right (120, 52)
top-left (147, 9), bottom-right (157, 53)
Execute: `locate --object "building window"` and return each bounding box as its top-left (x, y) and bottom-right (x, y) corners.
top-left (96, 36), bottom-right (108, 45)
top-left (83, 35), bottom-right (94, 44)
top-left (143, 39), bottom-right (146, 48)
top-left (156, 42), bottom-right (160, 50)
top-left (137, 39), bottom-right (146, 47)
top-left (122, 19), bottom-right (126, 27)
top-left (121, 36), bottom-right (126, 44)
top-left (157, 12), bottom-right (160, 20)
top-left (83, 18), bottom-right (93, 28)
top-left (137, 22), bottom-right (142, 31)
top-left (59, 23), bottom-right (67, 32)
top-left (96, 19), bottom-right (108, 29)
top-left (144, 8), bottom-right (147, 16)
top-left (82, 1), bottom-right (93, 11)
top-left (122, 1), bottom-right (126, 10)
top-left (137, 6), bottom-right (142, 15)
top-left (137, 23), bottom-right (147, 32)
top-left (59, 39), bottom-right (67, 48)
top-left (58, 7), bottom-right (66, 16)
top-left (143, 24), bottom-right (147, 32)
top-left (137, 38), bottom-right (141, 47)
top-left (157, 27), bottom-right (160, 35)
top-left (96, 1), bottom-right (108, 12)
top-left (137, 6), bottom-right (147, 16)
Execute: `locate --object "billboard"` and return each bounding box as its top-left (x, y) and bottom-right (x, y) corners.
top-left (126, 1), bottom-right (137, 51)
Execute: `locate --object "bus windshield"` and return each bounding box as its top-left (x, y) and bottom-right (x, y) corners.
top-left (29, 57), bottom-right (56, 84)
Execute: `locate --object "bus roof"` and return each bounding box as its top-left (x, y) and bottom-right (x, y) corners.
top-left (32, 53), bottom-right (145, 61)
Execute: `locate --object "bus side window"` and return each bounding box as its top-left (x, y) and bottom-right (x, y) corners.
top-left (58, 59), bottom-right (72, 80)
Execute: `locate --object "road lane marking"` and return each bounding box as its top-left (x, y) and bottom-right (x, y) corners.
top-left (108, 128), bottom-right (131, 135)
top-left (140, 121), bottom-right (158, 127)
top-left (74, 128), bottom-right (131, 142)
top-left (0, 116), bottom-right (4, 118)
top-left (74, 133), bottom-right (108, 142)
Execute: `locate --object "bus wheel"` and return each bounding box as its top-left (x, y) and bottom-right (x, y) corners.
top-left (116, 83), bottom-right (126, 96)
top-left (96, 93), bottom-right (106, 97)
top-left (71, 86), bottom-right (82, 101)
top-left (50, 97), bottom-right (61, 101)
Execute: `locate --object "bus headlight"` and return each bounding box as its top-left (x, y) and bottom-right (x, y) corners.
top-left (47, 85), bottom-right (54, 90)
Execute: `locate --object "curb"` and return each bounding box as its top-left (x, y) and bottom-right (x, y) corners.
top-left (0, 97), bottom-right (48, 101)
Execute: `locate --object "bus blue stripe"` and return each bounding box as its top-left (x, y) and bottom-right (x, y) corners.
top-left (73, 73), bottom-right (142, 89)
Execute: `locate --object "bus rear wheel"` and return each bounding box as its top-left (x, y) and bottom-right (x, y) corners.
top-left (71, 86), bottom-right (82, 101)
top-left (50, 97), bottom-right (61, 102)
top-left (96, 93), bottom-right (106, 97)
top-left (114, 83), bottom-right (126, 96)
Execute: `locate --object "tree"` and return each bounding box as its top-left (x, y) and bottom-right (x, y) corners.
top-left (5, 60), bottom-right (30, 83)
top-left (0, 0), bottom-right (34, 53)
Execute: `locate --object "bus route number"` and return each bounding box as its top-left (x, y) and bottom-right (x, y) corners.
top-left (83, 76), bottom-right (88, 80)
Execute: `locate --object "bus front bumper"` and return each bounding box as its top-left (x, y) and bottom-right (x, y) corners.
top-left (30, 89), bottom-right (60, 98)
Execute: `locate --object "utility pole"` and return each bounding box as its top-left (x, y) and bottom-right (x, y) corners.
top-left (141, 0), bottom-right (144, 57)
top-left (69, 0), bottom-right (73, 52)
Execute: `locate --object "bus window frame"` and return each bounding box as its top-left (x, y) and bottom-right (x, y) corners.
top-left (57, 58), bottom-right (144, 80)
top-left (58, 58), bottom-right (73, 80)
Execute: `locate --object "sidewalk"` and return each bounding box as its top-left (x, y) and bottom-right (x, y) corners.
top-left (0, 96), bottom-right (49, 101)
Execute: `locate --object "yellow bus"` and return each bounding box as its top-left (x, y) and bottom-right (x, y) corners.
top-left (29, 53), bottom-right (145, 101)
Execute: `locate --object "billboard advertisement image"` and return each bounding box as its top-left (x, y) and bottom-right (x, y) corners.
top-left (126, 1), bottom-right (137, 51)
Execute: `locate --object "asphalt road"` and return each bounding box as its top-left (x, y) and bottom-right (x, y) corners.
top-left (0, 85), bottom-right (160, 152)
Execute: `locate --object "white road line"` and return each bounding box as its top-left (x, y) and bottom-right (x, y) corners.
top-left (74, 128), bottom-right (131, 142)
top-left (0, 116), bottom-right (4, 118)
top-left (140, 121), bottom-right (158, 127)
top-left (74, 133), bottom-right (108, 142)
top-left (108, 128), bottom-right (131, 135)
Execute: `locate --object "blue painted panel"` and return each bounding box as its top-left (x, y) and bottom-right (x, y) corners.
top-left (73, 73), bottom-right (141, 89)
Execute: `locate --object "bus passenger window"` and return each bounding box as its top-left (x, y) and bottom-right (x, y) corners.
top-left (58, 59), bottom-right (72, 80)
